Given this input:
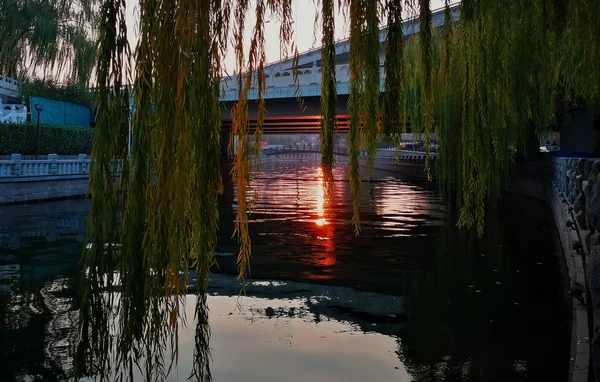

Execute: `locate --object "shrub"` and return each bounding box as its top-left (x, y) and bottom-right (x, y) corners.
top-left (0, 122), bottom-right (94, 155)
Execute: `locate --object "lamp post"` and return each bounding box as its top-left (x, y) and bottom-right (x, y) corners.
top-left (34, 104), bottom-right (43, 156)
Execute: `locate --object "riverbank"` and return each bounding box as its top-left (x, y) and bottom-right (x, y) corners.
top-left (508, 159), bottom-right (600, 382)
top-left (0, 154), bottom-right (90, 205)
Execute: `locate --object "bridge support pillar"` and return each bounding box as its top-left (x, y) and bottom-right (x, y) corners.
top-left (221, 127), bottom-right (232, 164)
top-left (219, 127), bottom-right (235, 227)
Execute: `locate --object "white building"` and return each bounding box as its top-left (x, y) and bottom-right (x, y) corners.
top-left (0, 74), bottom-right (26, 123)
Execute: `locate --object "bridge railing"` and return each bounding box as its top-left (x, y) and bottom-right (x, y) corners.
top-left (262, 144), bottom-right (351, 155)
top-left (0, 154), bottom-right (91, 178)
top-left (220, 64), bottom-right (386, 101)
top-left (261, 144), bottom-right (436, 163)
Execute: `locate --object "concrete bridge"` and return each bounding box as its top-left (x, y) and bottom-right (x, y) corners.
top-left (220, 5), bottom-right (459, 103)
top-left (219, 5), bottom-right (460, 126)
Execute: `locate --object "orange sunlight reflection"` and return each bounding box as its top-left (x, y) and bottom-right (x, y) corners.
top-left (315, 167), bottom-right (327, 226)
top-left (315, 218), bottom-right (327, 226)
top-left (308, 167), bottom-right (337, 278)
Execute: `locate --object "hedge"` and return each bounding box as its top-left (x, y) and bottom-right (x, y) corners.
top-left (0, 122), bottom-right (94, 155)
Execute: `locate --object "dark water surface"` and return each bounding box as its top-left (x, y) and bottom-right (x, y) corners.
top-left (1, 158), bottom-right (569, 381)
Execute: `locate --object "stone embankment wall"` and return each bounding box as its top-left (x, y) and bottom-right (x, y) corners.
top-left (0, 175), bottom-right (89, 204)
top-left (0, 154), bottom-right (91, 205)
top-left (552, 157), bottom-right (600, 382)
top-left (507, 158), bottom-right (600, 382)
top-left (363, 156), bottom-right (436, 180)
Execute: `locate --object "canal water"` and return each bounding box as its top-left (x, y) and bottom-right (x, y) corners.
top-left (0, 158), bottom-right (570, 381)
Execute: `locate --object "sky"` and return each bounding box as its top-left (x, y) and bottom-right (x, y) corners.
top-left (125, 0), bottom-right (448, 75)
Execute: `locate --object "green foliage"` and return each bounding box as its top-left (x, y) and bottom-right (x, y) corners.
top-left (401, 0), bottom-right (600, 235)
top-left (78, 0), bottom-right (225, 379)
top-left (0, 122), bottom-right (93, 154)
top-left (382, 0), bottom-right (406, 141)
top-left (418, 0), bottom-right (433, 179)
top-left (363, 0), bottom-right (381, 172)
top-left (0, 0), bottom-right (97, 85)
top-left (21, 79), bottom-right (93, 110)
top-left (319, 0), bottom-right (337, 172)
top-left (347, 0), bottom-right (366, 234)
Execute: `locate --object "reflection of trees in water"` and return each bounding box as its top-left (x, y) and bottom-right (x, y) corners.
top-left (1, 277), bottom-right (78, 381)
top-left (398, 201), bottom-right (569, 382)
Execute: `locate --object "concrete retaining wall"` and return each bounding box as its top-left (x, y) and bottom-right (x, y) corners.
top-left (510, 157), bottom-right (600, 382)
top-left (552, 157), bottom-right (600, 382)
top-left (363, 158), bottom-right (436, 180)
top-left (0, 175), bottom-right (89, 204)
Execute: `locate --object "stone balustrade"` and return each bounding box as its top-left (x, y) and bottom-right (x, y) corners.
top-left (0, 154), bottom-right (92, 205)
top-left (0, 154), bottom-right (90, 178)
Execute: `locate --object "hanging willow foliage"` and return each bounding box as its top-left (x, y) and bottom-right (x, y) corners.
top-left (363, 0), bottom-right (381, 171)
top-left (320, 0), bottom-right (337, 173)
top-left (0, 0), bottom-right (97, 84)
top-left (347, 0), bottom-right (365, 234)
top-left (382, 0), bottom-right (405, 142)
top-left (435, 1), bottom-right (461, 203)
top-left (77, 0), bottom-right (228, 379)
top-left (76, 0), bottom-right (129, 377)
top-left (417, 0), bottom-right (433, 180)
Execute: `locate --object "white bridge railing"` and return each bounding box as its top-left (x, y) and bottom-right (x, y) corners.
top-left (0, 154), bottom-right (90, 178)
top-left (220, 63), bottom-right (386, 101)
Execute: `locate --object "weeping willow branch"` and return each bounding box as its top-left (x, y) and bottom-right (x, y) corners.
top-left (0, 0), bottom-right (97, 84)
top-left (230, 0), bottom-right (252, 285)
top-left (320, 0), bottom-right (337, 173)
top-left (382, 0), bottom-right (406, 144)
top-left (418, 0), bottom-right (433, 180)
top-left (77, 0), bottom-right (129, 377)
top-left (78, 0), bottom-right (226, 379)
top-left (230, 0), bottom-right (274, 284)
top-left (363, 0), bottom-right (381, 171)
top-left (347, 0), bottom-right (365, 234)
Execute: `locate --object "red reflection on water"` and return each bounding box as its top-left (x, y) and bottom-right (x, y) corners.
top-left (307, 168), bottom-right (337, 279)
top-left (315, 167), bottom-right (327, 227)
top-left (317, 252), bottom-right (336, 267)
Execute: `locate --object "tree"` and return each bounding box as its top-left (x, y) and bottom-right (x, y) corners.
top-left (21, 78), bottom-right (93, 109)
top-left (0, 0), bottom-right (97, 86)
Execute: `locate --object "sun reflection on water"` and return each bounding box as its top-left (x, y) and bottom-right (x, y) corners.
top-left (315, 167), bottom-right (327, 227)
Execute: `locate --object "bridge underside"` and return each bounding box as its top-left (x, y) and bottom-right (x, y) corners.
top-left (221, 95), bottom-right (349, 119)
top-left (222, 114), bottom-right (354, 134)
top-left (220, 95), bottom-right (412, 134)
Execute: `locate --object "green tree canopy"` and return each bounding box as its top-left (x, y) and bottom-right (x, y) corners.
top-left (21, 78), bottom-right (93, 109)
top-left (0, 0), bottom-right (97, 85)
